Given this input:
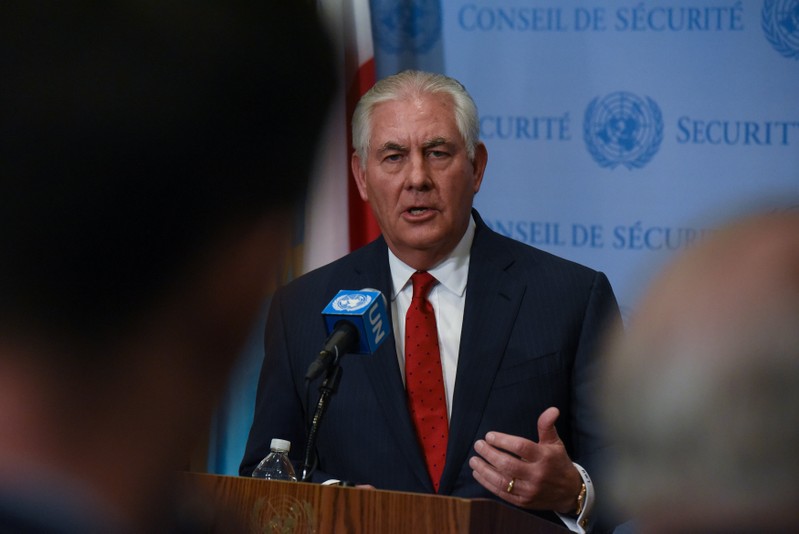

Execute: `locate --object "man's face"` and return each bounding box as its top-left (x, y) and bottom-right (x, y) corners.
top-left (352, 92), bottom-right (487, 270)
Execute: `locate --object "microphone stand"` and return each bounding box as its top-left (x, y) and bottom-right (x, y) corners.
top-left (301, 351), bottom-right (343, 482)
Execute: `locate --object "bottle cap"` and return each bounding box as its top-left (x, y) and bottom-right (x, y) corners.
top-left (270, 438), bottom-right (291, 452)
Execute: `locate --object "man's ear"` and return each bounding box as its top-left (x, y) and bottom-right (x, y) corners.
top-left (471, 142), bottom-right (488, 194)
top-left (351, 153), bottom-right (369, 202)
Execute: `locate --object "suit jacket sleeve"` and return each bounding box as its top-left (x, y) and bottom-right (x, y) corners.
top-left (570, 270), bottom-right (621, 532)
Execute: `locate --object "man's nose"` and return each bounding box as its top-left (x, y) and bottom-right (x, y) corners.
top-left (405, 153), bottom-right (432, 189)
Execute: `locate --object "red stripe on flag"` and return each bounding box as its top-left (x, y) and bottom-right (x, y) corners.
top-left (346, 57), bottom-right (381, 251)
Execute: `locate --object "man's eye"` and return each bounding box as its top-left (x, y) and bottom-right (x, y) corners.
top-left (428, 150), bottom-right (448, 158)
top-left (384, 153), bottom-right (402, 162)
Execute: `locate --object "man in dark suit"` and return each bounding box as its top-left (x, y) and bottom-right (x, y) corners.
top-left (242, 70), bottom-right (620, 532)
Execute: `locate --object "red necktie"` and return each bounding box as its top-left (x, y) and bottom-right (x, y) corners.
top-left (405, 271), bottom-right (448, 492)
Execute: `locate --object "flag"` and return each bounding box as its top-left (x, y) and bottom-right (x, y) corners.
top-left (306, 0), bottom-right (381, 273)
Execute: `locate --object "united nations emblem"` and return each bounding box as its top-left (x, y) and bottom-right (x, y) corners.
top-left (762, 0), bottom-right (799, 60)
top-left (251, 495), bottom-right (316, 534)
top-left (332, 292), bottom-right (373, 312)
top-left (372, 0), bottom-right (441, 54)
top-left (583, 92), bottom-right (664, 170)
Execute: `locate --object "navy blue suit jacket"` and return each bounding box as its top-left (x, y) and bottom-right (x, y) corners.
top-left (242, 211), bottom-right (620, 524)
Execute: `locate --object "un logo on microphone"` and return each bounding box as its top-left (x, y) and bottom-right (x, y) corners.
top-left (583, 91), bottom-right (664, 170)
top-left (372, 0), bottom-right (441, 54)
top-left (762, 0), bottom-right (799, 60)
top-left (332, 292), bottom-right (373, 312)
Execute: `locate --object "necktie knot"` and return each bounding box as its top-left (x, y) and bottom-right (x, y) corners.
top-left (411, 271), bottom-right (437, 300)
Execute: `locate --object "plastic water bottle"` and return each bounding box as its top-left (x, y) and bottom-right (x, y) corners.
top-left (251, 438), bottom-right (297, 481)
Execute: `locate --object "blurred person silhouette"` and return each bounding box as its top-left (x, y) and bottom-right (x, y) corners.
top-left (601, 209), bottom-right (799, 533)
top-left (0, 2), bottom-right (334, 531)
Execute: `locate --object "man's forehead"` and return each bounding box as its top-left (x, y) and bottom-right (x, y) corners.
top-left (371, 94), bottom-right (456, 122)
top-left (367, 94), bottom-right (462, 151)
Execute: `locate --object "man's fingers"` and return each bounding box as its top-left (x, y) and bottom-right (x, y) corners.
top-left (480, 407), bottom-right (562, 461)
top-left (474, 438), bottom-right (517, 472)
top-left (483, 431), bottom-right (536, 461)
top-left (469, 453), bottom-right (524, 504)
top-left (537, 406), bottom-right (561, 445)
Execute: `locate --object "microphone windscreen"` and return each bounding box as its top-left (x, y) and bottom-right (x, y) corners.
top-left (321, 289), bottom-right (389, 354)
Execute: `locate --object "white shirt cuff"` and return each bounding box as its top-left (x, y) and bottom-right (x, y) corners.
top-left (556, 462), bottom-right (594, 534)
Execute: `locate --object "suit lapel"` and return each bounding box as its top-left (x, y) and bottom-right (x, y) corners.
top-left (337, 239), bottom-right (433, 491)
top-left (439, 214), bottom-right (526, 494)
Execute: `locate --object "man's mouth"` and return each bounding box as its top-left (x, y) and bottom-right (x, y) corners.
top-left (408, 207), bottom-right (429, 215)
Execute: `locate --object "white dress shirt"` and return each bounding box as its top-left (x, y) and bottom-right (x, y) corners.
top-left (388, 216), bottom-right (475, 420)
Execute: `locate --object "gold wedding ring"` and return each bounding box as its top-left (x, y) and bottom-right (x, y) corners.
top-left (505, 477), bottom-right (515, 493)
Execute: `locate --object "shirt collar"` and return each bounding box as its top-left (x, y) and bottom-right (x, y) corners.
top-left (388, 215), bottom-right (475, 300)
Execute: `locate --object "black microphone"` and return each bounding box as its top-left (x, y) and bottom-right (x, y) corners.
top-left (304, 289), bottom-right (389, 380)
top-left (305, 321), bottom-right (358, 380)
top-left (301, 289), bottom-right (389, 482)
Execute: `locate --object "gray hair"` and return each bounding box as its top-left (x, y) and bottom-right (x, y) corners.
top-left (352, 70), bottom-right (480, 168)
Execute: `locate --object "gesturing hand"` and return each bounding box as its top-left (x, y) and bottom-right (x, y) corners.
top-left (469, 407), bottom-right (582, 513)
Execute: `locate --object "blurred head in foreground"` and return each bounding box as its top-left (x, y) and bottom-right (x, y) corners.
top-left (601, 209), bottom-right (799, 532)
top-left (0, 1), bottom-right (334, 531)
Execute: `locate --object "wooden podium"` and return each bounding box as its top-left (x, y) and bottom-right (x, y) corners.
top-left (181, 472), bottom-right (567, 533)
